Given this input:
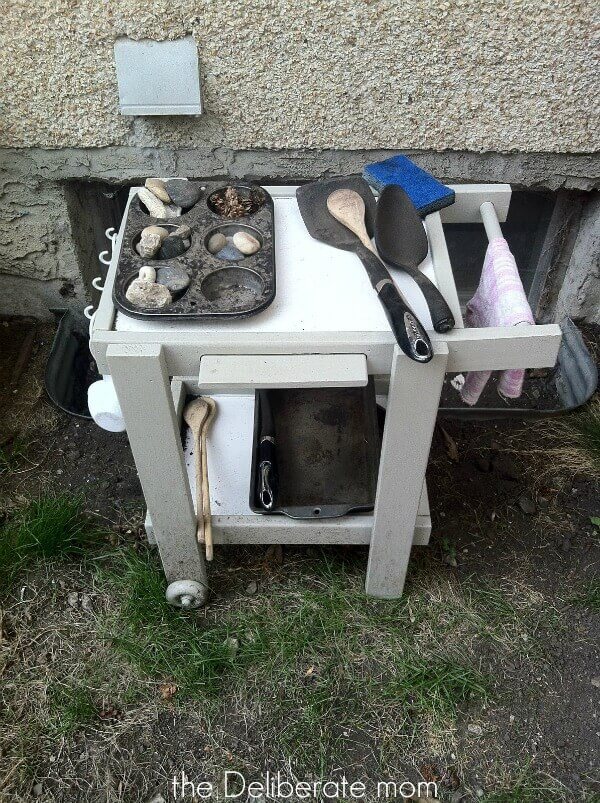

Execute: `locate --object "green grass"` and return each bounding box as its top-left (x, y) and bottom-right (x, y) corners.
top-left (466, 581), bottom-right (518, 623)
top-left (99, 549), bottom-right (492, 773)
top-left (384, 657), bottom-right (487, 717)
top-left (101, 549), bottom-right (378, 696)
top-left (572, 577), bottom-right (600, 610)
top-left (0, 494), bottom-right (97, 592)
top-left (47, 682), bottom-right (97, 736)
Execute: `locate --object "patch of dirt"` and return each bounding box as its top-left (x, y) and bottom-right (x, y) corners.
top-left (0, 316), bottom-right (141, 523)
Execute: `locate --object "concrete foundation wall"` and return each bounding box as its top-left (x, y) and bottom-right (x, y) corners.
top-left (557, 194), bottom-right (600, 325)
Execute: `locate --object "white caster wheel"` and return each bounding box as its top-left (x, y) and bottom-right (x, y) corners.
top-left (165, 580), bottom-right (208, 610)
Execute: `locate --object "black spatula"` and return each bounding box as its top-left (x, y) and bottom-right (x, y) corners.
top-left (296, 176), bottom-right (433, 363)
top-left (375, 184), bottom-right (455, 333)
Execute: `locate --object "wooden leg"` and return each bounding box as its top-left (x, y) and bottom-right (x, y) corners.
top-left (107, 344), bottom-right (208, 597)
top-left (365, 343), bottom-right (449, 598)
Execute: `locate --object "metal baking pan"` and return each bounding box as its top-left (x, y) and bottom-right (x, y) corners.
top-left (249, 381), bottom-right (381, 519)
top-left (112, 182), bottom-right (276, 320)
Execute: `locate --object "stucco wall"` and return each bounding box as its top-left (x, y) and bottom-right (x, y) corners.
top-left (2, 0), bottom-right (598, 153)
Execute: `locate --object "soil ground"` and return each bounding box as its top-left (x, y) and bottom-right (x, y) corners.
top-left (0, 316), bottom-right (599, 803)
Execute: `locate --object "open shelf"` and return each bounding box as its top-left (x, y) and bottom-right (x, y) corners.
top-left (145, 390), bottom-right (431, 546)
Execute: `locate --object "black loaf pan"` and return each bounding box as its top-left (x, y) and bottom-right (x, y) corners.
top-left (250, 381), bottom-right (381, 519)
top-left (113, 182), bottom-right (276, 320)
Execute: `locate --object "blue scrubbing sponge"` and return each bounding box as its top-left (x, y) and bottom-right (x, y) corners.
top-left (363, 155), bottom-right (455, 217)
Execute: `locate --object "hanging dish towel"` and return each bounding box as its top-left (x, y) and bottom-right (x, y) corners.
top-left (461, 237), bottom-right (534, 406)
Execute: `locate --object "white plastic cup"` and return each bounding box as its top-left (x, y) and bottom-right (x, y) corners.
top-left (87, 376), bottom-right (126, 432)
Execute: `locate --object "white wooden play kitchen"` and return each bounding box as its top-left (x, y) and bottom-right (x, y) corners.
top-left (89, 183), bottom-right (561, 608)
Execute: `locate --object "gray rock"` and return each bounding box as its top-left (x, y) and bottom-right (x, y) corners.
top-left (137, 187), bottom-right (168, 218)
top-left (32, 782), bottom-right (43, 797)
top-left (125, 279), bottom-right (172, 309)
top-left (233, 230), bottom-right (261, 255)
top-left (81, 593), bottom-right (93, 613)
top-left (163, 204), bottom-right (182, 218)
top-left (144, 178), bottom-right (171, 204)
top-left (172, 224), bottom-right (192, 239)
top-left (518, 495), bottom-right (536, 515)
top-left (165, 179), bottom-right (203, 210)
top-left (207, 232), bottom-right (227, 254)
top-left (158, 235), bottom-right (187, 260)
top-left (156, 265), bottom-right (191, 294)
top-left (138, 231), bottom-right (161, 258)
top-left (223, 636), bottom-right (239, 656)
top-left (467, 723), bottom-right (483, 736)
top-left (245, 580), bottom-right (259, 595)
top-left (217, 243), bottom-right (246, 261)
top-left (67, 592), bottom-right (79, 609)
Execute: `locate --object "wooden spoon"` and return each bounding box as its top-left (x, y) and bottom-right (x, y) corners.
top-left (183, 398), bottom-right (210, 545)
top-left (199, 396), bottom-right (217, 561)
top-left (327, 189), bottom-right (376, 252)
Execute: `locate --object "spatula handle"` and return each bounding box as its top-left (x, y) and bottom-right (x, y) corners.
top-left (355, 243), bottom-right (433, 363)
top-left (411, 271), bottom-right (455, 333)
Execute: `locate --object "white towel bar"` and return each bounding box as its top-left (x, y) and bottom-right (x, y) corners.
top-left (480, 201), bottom-right (503, 242)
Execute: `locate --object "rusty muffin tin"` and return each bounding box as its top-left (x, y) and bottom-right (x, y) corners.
top-left (113, 182), bottom-right (276, 320)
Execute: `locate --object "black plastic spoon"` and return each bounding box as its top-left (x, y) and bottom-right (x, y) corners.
top-left (375, 184), bottom-right (455, 333)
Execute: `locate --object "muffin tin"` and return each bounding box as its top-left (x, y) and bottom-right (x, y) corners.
top-left (113, 182), bottom-right (276, 320)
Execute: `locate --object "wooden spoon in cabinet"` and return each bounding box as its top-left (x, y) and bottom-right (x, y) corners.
top-left (183, 398), bottom-right (210, 546)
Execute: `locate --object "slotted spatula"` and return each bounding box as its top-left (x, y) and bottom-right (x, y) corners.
top-left (296, 176), bottom-right (433, 363)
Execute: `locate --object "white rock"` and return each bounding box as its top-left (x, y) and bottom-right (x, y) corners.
top-left (142, 225), bottom-right (170, 241)
top-left (138, 265), bottom-right (157, 282)
top-left (145, 178), bottom-right (171, 204)
top-left (164, 204), bottom-right (182, 218)
top-left (233, 230), bottom-right (261, 255)
top-left (207, 232), bottom-right (227, 254)
top-left (138, 231), bottom-right (161, 258)
top-left (126, 279), bottom-right (172, 309)
top-left (137, 188), bottom-right (168, 218)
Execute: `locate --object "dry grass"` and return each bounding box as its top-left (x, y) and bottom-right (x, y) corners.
top-left (503, 395), bottom-right (600, 483)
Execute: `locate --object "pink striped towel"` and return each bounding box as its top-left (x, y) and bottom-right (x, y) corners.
top-left (461, 237), bottom-right (534, 406)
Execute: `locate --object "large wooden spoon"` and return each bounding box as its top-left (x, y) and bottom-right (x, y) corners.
top-left (183, 398), bottom-right (210, 545)
top-left (199, 396), bottom-right (217, 561)
top-left (326, 189), bottom-right (433, 363)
